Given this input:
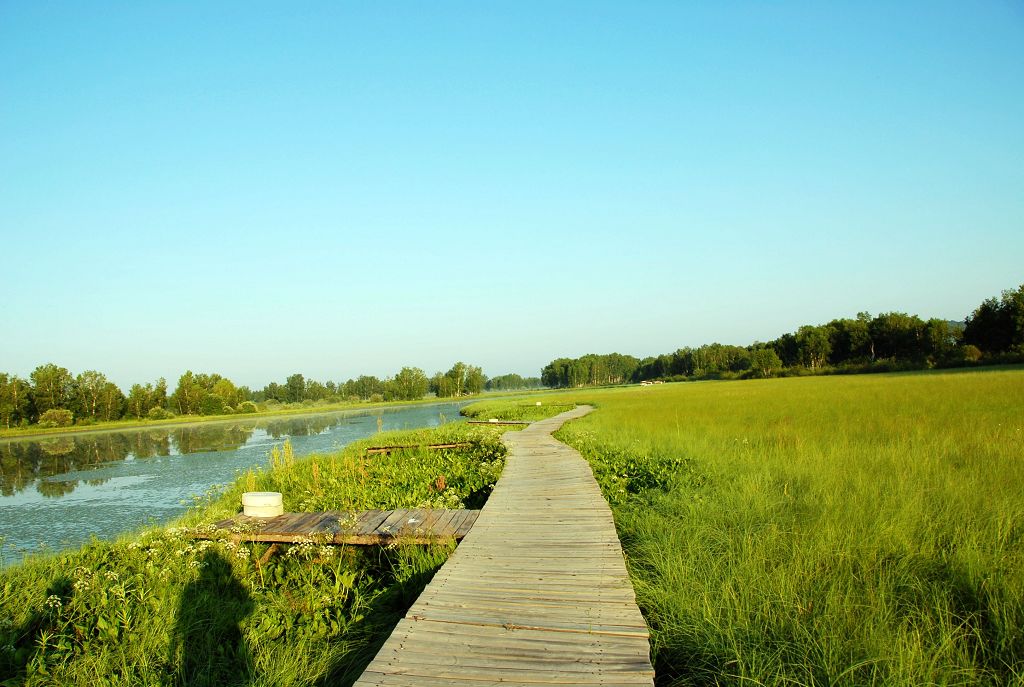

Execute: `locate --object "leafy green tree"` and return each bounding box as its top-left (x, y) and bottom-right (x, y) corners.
top-left (543, 354), bottom-right (640, 387)
top-left (98, 382), bottom-right (124, 421)
top-left (465, 365), bottom-right (486, 394)
top-left (447, 362), bottom-right (468, 396)
top-left (430, 372), bottom-right (457, 398)
top-left (769, 333), bottom-right (800, 368)
top-left (200, 393), bottom-right (227, 416)
top-left (827, 314), bottom-right (873, 364)
top-left (211, 378), bottom-right (241, 407)
top-left (796, 325), bottom-right (833, 370)
top-left (0, 373), bottom-right (31, 428)
top-left (923, 318), bottom-right (963, 363)
top-left (388, 367), bottom-right (429, 401)
top-left (486, 374), bottom-right (543, 391)
top-left (30, 363), bottom-right (74, 415)
top-left (171, 371), bottom-right (204, 416)
top-left (690, 344), bottom-right (750, 376)
top-left (344, 375), bottom-right (386, 400)
top-left (262, 382), bottom-right (285, 402)
top-left (750, 348), bottom-right (783, 378)
top-left (285, 373), bottom-right (306, 403)
top-left (430, 362), bottom-right (487, 397)
top-left (126, 379), bottom-right (167, 418)
top-left (73, 370), bottom-right (111, 420)
top-left (153, 378), bottom-right (168, 409)
top-left (304, 380), bottom-right (329, 402)
top-left (126, 384), bottom-right (151, 418)
top-left (869, 312), bottom-right (926, 360)
top-left (964, 284), bottom-right (1024, 355)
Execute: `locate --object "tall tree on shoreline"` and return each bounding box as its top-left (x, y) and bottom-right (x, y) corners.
top-left (30, 364), bottom-right (74, 416)
top-left (0, 373), bottom-right (31, 428)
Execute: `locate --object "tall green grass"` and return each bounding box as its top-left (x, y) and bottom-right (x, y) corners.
top-left (0, 423), bottom-right (509, 687)
top-left (460, 397), bottom-right (579, 422)
top-left (545, 369), bottom-right (1024, 685)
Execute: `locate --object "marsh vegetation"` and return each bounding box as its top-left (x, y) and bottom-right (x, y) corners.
top-left (0, 422), bottom-right (511, 686)
top-left (469, 369), bottom-right (1024, 684)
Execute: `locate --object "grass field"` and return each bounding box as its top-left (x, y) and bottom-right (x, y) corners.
top-left (515, 369), bottom-right (1024, 685)
top-left (4, 369), bottom-right (1021, 686)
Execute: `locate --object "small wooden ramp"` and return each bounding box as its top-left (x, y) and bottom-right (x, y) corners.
top-left (353, 405), bottom-right (655, 686)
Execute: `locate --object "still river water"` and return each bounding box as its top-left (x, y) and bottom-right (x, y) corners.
top-left (0, 402), bottom-right (466, 566)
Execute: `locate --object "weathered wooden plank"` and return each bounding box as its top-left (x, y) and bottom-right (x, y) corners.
top-left (377, 508), bottom-right (411, 535)
top-left (193, 508), bottom-right (479, 545)
top-left (383, 626), bottom-right (651, 656)
top-left (357, 510), bottom-right (394, 536)
top-left (429, 509), bottom-right (463, 537)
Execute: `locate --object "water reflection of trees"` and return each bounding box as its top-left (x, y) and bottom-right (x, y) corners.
top-left (260, 414), bottom-right (339, 439)
top-left (0, 412), bottom-right (374, 499)
top-left (0, 422), bottom-right (260, 498)
top-left (170, 424), bottom-right (255, 455)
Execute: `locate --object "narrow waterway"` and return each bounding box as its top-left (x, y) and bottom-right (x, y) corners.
top-left (0, 402), bottom-right (465, 566)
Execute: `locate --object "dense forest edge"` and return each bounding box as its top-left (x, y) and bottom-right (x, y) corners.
top-left (541, 283), bottom-right (1024, 387)
top-left (0, 360), bottom-right (543, 436)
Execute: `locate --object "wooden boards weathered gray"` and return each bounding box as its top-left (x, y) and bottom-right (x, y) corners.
top-left (200, 508), bottom-right (479, 545)
top-left (353, 405), bottom-right (656, 686)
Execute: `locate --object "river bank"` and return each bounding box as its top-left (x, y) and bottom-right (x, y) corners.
top-left (0, 401), bottom-right (471, 566)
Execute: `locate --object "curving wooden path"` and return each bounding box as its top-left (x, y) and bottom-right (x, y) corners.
top-left (353, 406), bottom-right (655, 686)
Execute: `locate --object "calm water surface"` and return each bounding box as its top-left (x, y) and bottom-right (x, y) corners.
top-left (0, 402), bottom-right (465, 565)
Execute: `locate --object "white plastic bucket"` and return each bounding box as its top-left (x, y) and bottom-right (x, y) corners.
top-left (241, 491), bottom-right (283, 518)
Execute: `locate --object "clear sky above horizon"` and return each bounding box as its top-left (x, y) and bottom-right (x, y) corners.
top-left (2, 1), bottom-right (1022, 389)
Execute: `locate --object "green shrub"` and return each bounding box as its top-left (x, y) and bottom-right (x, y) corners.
top-left (200, 394), bottom-right (227, 416)
top-left (237, 401), bottom-right (258, 414)
top-left (147, 407), bottom-right (175, 421)
top-left (37, 408), bottom-right (73, 428)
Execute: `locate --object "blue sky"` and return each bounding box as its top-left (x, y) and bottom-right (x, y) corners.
top-left (2, 1), bottom-right (1022, 389)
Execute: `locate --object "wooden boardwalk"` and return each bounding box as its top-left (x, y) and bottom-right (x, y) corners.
top-left (201, 509), bottom-right (479, 545)
top-left (353, 406), bottom-right (655, 686)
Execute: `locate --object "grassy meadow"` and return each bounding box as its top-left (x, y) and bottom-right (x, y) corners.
top-left (0, 422), bottom-right (510, 687)
top-left (492, 369), bottom-right (1022, 685)
top-left (3, 368), bottom-right (1021, 686)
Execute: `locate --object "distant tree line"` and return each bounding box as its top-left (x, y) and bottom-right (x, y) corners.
top-left (485, 373), bottom-right (543, 391)
top-left (542, 284), bottom-right (1024, 387)
top-left (0, 359), bottom-right (497, 430)
top-left (259, 361), bottom-right (487, 405)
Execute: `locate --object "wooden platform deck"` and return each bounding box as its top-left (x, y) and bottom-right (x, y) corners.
top-left (353, 405), bottom-right (655, 686)
top-left (201, 508), bottom-right (479, 545)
